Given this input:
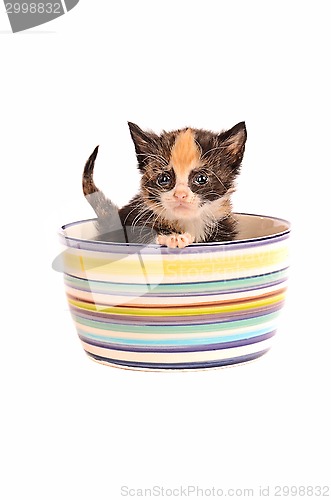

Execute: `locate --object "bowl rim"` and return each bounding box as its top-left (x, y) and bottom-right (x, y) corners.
top-left (59, 212), bottom-right (291, 249)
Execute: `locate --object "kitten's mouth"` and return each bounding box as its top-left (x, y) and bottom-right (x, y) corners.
top-left (174, 202), bottom-right (192, 209)
top-left (161, 195), bottom-right (199, 219)
top-left (172, 201), bottom-right (195, 211)
top-left (169, 201), bottom-right (198, 217)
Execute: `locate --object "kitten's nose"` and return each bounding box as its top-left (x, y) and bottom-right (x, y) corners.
top-left (174, 185), bottom-right (188, 200)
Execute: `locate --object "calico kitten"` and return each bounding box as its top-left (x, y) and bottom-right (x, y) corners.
top-left (83, 121), bottom-right (247, 247)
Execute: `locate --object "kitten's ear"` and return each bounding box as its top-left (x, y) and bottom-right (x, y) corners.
top-left (219, 121), bottom-right (247, 156)
top-left (128, 122), bottom-right (159, 169)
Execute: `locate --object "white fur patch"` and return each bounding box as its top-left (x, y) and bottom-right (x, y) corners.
top-left (158, 192), bottom-right (233, 242)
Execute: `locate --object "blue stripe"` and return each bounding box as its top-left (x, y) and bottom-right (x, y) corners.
top-left (77, 326), bottom-right (276, 347)
top-left (85, 349), bottom-right (270, 369)
top-left (79, 331), bottom-right (276, 352)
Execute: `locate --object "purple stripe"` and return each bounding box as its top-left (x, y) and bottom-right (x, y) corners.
top-left (62, 231), bottom-right (289, 254)
top-left (79, 330), bottom-right (276, 353)
top-left (85, 348), bottom-right (270, 369)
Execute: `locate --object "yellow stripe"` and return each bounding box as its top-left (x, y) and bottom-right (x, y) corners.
top-left (63, 246), bottom-right (288, 277)
top-left (79, 256), bottom-right (85, 272)
top-left (68, 291), bottom-right (286, 317)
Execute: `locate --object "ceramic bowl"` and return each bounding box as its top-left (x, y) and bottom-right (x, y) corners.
top-left (58, 213), bottom-right (290, 371)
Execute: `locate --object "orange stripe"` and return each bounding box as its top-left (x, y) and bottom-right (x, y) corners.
top-left (66, 287), bottom-right (286, 310)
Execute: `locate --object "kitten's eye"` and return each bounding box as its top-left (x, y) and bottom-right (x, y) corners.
top-left (194, 173), bottom-right (209, 185)
top-left (157, 172), bottom-right (172, 187)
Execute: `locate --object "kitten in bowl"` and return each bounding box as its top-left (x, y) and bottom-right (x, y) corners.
top-left (83, 121), bottom-right (247, 248)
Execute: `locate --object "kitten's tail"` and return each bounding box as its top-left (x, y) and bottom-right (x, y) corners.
top-left (82, 145), bottom-right (100, 201)
top-left (83, 146), bottom-right (122, 232)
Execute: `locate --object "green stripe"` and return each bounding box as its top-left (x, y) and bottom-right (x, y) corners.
top-left (65, 269), bottom-right (288, 295)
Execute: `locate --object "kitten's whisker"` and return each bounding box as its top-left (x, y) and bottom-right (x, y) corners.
top-left (205, 191), bottom-right (224, 198)
top-left (151, 207), bottom-right (167, 229)
top-left (143, 186), bottom-right (160, 196)
top-left (227, 212), bottom-right (238, 226)
top-left (136, 153), bottom-right (168, 167)
top-left (126, 200), bottom-right (154, 227)
top-left (209, 170), bottom-right (228, 191)
top-left (131, 207), bottom-right (153, 229)
top-left (202, 206), bottom-right (219, 239)
top-left (201, 146), bottom-right (227, 160)
top-left (137, 214), bottom-right (158, 239)
top-left (194, 139), bottom-right (203, 158)
top-left (135, 203), bottom-right (166, 240)
top-left (131, 200), bottom-right (164, 230)
top-left (123, 201), bottom-right (149, 225)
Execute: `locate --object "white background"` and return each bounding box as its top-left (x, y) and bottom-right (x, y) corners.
top-left (1, 1), bottom-right (330, 499)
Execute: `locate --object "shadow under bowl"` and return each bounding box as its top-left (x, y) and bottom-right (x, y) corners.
top-left (58, 213), bottom-right (290, 371)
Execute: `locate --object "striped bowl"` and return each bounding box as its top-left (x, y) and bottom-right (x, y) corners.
top-left (58, 213), bottom-right (290, 371)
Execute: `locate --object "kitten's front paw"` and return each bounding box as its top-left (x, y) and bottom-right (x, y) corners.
top-left (156, 233), bottom-right (194, 248)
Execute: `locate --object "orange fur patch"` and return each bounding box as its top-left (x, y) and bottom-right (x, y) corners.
top-left (170, 129), bottom-right (200, 177)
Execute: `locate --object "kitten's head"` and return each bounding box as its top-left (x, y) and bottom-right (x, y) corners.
top-left (128, 121), bottom-right (247, 223)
